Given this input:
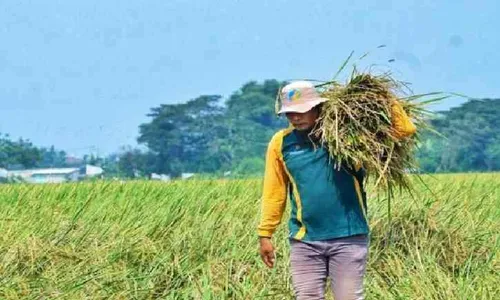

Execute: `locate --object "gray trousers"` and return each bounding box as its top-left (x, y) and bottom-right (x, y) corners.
top-left (290, 234), bottom-right (369, 300)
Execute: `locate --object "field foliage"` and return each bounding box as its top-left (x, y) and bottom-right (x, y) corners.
top-left (0, 173), bottom-right (498, 299)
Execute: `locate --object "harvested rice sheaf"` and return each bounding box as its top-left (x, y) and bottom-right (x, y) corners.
top-left (311, 71), bottom-right (435, 193)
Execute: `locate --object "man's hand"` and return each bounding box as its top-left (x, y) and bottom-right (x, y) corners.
top-left (259, 237), bottom-right (275, 268)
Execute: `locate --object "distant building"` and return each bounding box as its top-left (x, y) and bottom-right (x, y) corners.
top-left (149, 172), bottom-right (196, 181)
top-left (1, 165), bottom-right (103, 184)
top-left (181, 173), bottom-right (195, 180)
top-left (151, 173), bottom-right (171, 181)
top-left (65, 156), bottom-right (84, 166)
top-left (0, 168), bottom-right (8, 179)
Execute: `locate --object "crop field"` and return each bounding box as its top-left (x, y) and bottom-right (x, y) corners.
top-left (0, 173), bottom-right (498, 299)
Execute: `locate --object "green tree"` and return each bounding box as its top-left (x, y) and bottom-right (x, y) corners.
top-left (220, 80), bottom-right (287, 169)
top-left (137, 80), bottom-right (288, 176)
top-left (417, 98), bottom-right (500, 172)
top-left (0, 134), bottom-right (41, 169)
top-left (38, 146), bottom-right (68, 168)
top-left (138, 95), bottom-right (226, 176)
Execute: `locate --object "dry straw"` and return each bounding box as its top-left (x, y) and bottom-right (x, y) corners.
top-left (313, 70), bottom-right (439, 193)
top-left (277, 53), bottom-right (446, 197)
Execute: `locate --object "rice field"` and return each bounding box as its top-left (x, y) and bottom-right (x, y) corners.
top-left (0, 173), bottom-right (498, 299)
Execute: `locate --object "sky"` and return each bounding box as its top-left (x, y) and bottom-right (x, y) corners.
top-left (1, 0), bottom-right (499, 157)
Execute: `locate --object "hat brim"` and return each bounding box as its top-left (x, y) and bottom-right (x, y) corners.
top-left (277, 98), bottom-right (328, 114)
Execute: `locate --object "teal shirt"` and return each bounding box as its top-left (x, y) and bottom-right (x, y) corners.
top-left (259, 102), bottom-right (415, 240)
top-left (282, 129), bottom-right (369, 241)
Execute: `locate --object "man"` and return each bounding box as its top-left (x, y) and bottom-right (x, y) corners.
top-left (258, 80), bottom-right (416, 299)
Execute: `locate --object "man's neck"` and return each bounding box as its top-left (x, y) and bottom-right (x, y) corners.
top-left (295, 127), bottom-right (320, 143)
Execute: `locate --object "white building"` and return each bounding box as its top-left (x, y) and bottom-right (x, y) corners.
top-left (151, 173), bottom-right (171, 181)
top-left (181, 173), bottom-right (195, 179)
top-left (0, 168), bottom-right (8, 180)
top-left (1, 165), bottom-right (103, 184)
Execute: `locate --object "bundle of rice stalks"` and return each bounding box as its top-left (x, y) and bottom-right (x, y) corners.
top-left (311, 70), bottom-right (441, 194)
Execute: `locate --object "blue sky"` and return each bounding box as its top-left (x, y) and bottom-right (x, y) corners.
top-left (1, 0), bottom-right (499, 157)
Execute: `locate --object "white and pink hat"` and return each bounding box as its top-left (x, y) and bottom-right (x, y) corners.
top-left (277, 81), bottom-right (328, 114)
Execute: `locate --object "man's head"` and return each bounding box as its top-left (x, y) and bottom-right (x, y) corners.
top-left (278, 81), bottom-right (327, 131)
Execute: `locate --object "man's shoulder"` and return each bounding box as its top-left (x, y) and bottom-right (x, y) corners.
top-left (271, 127), bottom-right (294, 140)
top-left (268, 127), bottom-right (294, 150)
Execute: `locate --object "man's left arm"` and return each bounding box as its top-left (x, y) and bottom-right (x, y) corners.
top-left (390, 100), bottom-right (417, 139)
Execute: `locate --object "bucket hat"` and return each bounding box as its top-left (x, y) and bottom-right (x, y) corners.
top-left (277, 81), bottom-right (328, 114)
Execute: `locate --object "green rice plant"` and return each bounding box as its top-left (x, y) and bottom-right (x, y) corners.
top-left (0, 173), bottom-right (498, 299)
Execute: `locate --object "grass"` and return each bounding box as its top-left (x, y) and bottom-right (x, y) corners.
top-left (0, 173), bottom-right (498, 299)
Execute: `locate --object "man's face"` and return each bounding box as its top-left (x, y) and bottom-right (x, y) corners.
top-left (285, 107), bottom-right (319, 131)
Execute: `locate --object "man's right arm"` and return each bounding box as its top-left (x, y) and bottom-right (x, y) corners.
top-left (257, 131), bottom-right (289, 239)
top-left (258, 131), bottom-right (289, 268)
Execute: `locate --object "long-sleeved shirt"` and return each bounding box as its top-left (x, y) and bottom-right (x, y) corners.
top-left (258, 101), bottom-right (417, 241)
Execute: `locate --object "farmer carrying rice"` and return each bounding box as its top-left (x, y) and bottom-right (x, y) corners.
top-left (258, 80), bottom-right (416, 299)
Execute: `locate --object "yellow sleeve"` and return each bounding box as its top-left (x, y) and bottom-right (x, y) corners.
top-left (257, 130), bottom-right (289, 238)
top-left (391, 100), bottom-right (417, 139)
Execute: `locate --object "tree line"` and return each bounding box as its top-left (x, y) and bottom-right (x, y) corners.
top-left (1, 80), bottom-right (499, 178)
